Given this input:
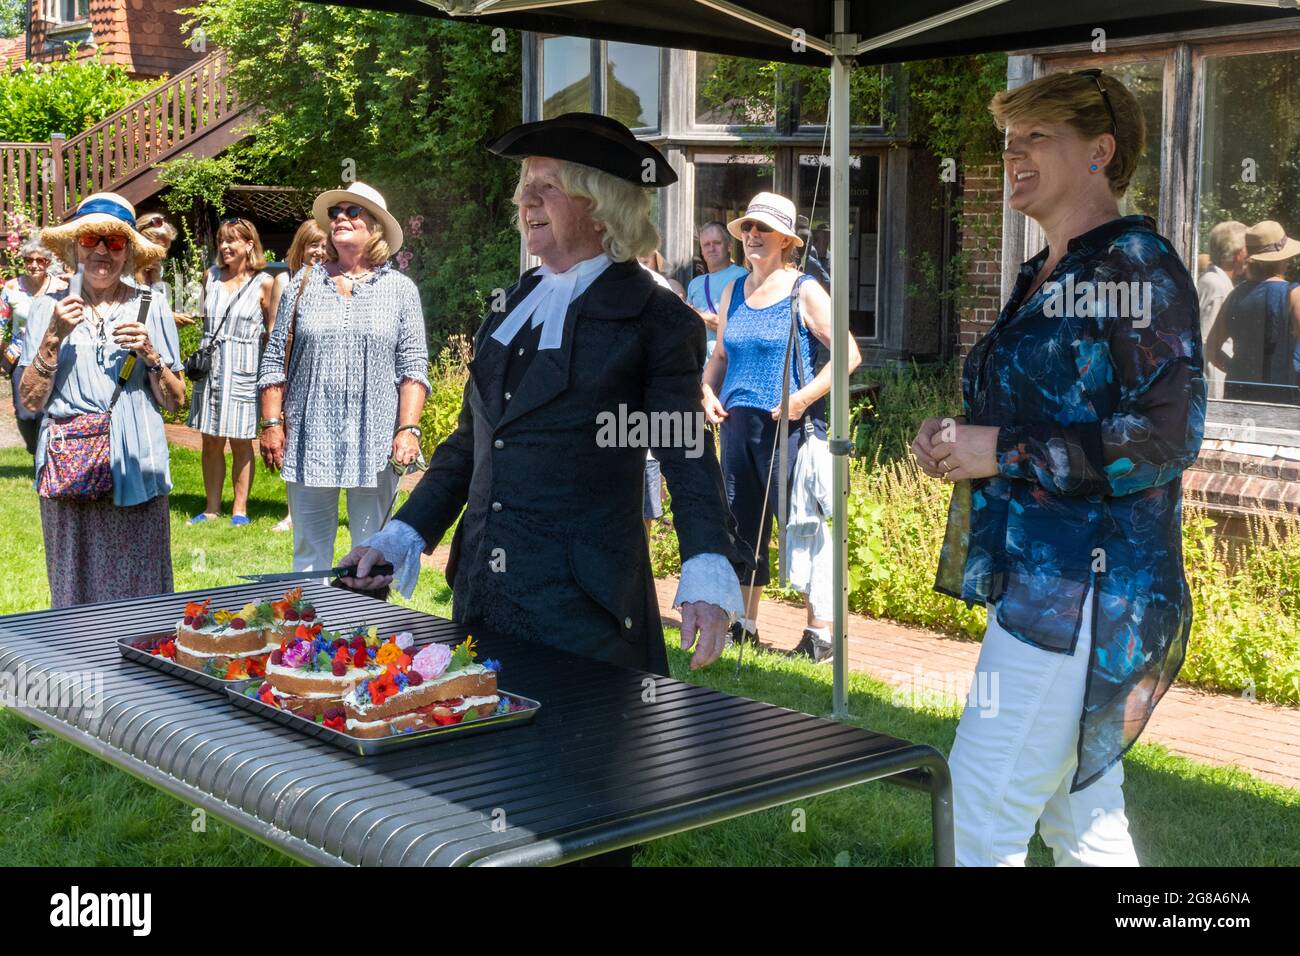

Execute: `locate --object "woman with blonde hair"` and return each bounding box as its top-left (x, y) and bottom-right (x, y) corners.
top-left (187, 216), bottom-right (274, 526)
top-left (258, 183), bottom-right (429, 572)
top-left (263, 219), bottom-right (330, 533)
top-left (135, 212), bottom-right (195, 328)
top-left (912, 69), bottom-right (1204, 866)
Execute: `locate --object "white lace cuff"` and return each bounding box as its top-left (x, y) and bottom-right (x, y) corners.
top-left (673, 552), bottom-right (745, 623)
top-left (358, 519), bottom-right (426, 598)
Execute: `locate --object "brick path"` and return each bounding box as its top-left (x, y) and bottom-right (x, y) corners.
top-left (7, 398), bottom-right (1297, 791)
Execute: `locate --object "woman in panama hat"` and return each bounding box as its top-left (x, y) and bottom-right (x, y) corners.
top-left (1205, 219), bottom-right (1300, 403)
top-left (18, 192), bottom-right (186, 607)
top-left (256, 181), bottom-right (429, 573)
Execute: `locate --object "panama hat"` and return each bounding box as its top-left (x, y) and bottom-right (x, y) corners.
top-left (727, 192), bottom-right (804, 247)
top-left (312, 181), bottom-right (404, 255)
top-left (487, 112), bottom-right (678, 188)
top-left (1245, 220), bottom-right (1300, 262)
top-left (41, 192), bottom-right (166, 269)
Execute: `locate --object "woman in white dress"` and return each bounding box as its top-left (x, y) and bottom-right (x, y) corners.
top-left (187, 217), bottom-right (274, 526)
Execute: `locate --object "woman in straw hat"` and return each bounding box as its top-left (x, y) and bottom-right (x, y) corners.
top-left (257, 182), bottom-right (429, 573)
top-left (1205, 220), bottom-right (1300, 404)
top-left (912, 70), bottom-right (1205, 866)
top-left (18, 192), bottom-right (186, 607)
top-left (701, 190), bottom-right (861, 662)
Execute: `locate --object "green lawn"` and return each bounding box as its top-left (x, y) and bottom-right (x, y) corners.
top-left (0, 445), bottom-right (1296, 866)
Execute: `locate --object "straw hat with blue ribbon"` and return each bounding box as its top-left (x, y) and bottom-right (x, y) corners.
top-left (41, 192), bottom-right (166, 270)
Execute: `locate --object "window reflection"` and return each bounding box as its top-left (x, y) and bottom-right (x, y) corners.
top-left (542, 35), bottom-right (592, 117)
top-left (605, 42), bottom-right (659, 130)
top-left (1198, 50), bottom-right (1300, 407)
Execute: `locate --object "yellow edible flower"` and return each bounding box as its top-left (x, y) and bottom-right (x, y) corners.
top-left (240, 603), bottom-right (258, 620)
top-left (364, 624), bottom-right (381, 648)
top-left (213, 609), bottom-right (233, 626)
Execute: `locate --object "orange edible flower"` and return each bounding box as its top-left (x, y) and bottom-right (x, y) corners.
top-left (374, 641), bottom-right (403, 667)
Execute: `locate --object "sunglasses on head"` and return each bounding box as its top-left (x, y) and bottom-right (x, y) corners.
top-left (77, 233), bottom-right (129, 251)
top-left (327, 204), bottom-right (366, 221)
top-left (740, 220), bottom-right (774, 234)
top-left (1075, 68), bottom-right (1119, 140)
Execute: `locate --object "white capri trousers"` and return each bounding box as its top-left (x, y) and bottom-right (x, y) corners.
top-left (948, 587), bottom-right (1140, 867)
top-left (285, 467), bottom-right (400, 573)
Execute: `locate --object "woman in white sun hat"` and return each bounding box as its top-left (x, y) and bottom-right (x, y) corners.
top-left (257, 182), bottom-right (429, 573)
top-left (18, 192), bottom-right (186, 607)
top-left (700, 190), bottom-right (861, 660)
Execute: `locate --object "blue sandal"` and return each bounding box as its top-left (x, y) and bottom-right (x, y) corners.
top-left (231, 515), bottom-right (251, 527)
top-left (188, 513), bottom-right (217, 525)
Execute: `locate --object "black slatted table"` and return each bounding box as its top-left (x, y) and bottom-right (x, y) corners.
top-left (0, 582), bottom-right (954, 866)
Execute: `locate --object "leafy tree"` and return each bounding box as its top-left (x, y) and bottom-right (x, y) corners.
top-left (0, 0), bottom-right (22, 39)
top-left (185, 0), bottom-right (522, 347)
top-left (0, 44), bottom-right (154, 141)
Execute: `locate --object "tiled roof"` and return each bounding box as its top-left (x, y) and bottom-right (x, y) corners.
top-left (0, 34), bottom-right (26, 70)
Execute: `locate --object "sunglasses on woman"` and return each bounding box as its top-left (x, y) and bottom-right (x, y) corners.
top-left (740, 220), bottom-right (774, 234)
top-left (327, 204), bottom-right (366, 221)
top-left (77, 233), bottom-right (129, 251)
top-left (23, 256), bottom-right (48, 266)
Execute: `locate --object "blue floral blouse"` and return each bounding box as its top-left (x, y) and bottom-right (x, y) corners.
top-left (935, 215), bottom-right (1206, 792)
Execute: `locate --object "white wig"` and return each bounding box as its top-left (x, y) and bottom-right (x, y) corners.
top-left (514, 157), bottom-right (659, 263)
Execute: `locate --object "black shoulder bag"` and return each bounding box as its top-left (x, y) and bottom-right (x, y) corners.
top-left (184, 273), bottom-right (258, 382)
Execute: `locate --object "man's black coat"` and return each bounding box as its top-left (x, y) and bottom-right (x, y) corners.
top-left (394, 258), bottom-right (751, 674)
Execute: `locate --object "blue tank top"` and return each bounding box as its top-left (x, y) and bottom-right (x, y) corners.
top-left (719, 275), bottom-right (818, 411)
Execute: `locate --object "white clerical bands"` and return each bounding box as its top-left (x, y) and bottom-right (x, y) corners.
top-left (490, 254), bottom-right (612, 351)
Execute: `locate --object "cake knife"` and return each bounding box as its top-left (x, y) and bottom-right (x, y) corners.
top-left (239, 563), bottom-right (394, 584)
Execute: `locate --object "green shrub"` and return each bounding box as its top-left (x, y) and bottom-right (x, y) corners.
top-left (0, 45), bottom-right (154, 142)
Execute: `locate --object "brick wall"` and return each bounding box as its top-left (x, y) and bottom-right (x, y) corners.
top-left (957, 161), bottom-right (1004, 356)
top-left (28, 0), bottom-right (202, 79)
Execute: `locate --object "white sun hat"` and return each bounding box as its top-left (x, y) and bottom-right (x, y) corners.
top-left (726, 191), bottom-right (804, 247)
top-left (311, 181), bottom-right (404, 255)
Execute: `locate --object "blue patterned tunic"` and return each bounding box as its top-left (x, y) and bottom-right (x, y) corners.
top-left (935, 215), bottom-right (1206, 791)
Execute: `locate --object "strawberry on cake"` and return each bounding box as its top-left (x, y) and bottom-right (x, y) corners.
top-left (339, 636), bottom-right (504, 738)
top-left (261, 624), bottom-right (396, 717)
top-left (174, 598), bottom-right (280, 678)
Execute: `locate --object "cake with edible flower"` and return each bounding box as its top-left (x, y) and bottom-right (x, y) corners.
top-left (174, 598), bottom-right (280, 677)
top-left (339, 636), bottom-right (503, 738)
top-left (261, 624), bottom-right (395, 717)
top-left (270, 587), bottom-right (321, 641)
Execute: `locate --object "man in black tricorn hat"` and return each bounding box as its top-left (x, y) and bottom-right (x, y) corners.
top-left (342, 113), bottom-right (752, 674)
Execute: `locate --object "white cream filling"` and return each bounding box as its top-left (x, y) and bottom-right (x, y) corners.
top-left (265, 659), bottom-right (384, 682)
top-left (269, 684), bottom-right (340, 701)
top-left (174, 638), bottom-right (280, 660)
top-left (342, 695), bottom-right (500, 732)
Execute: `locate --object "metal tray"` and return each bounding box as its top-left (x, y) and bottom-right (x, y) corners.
top-left (118, 632), bottom-right (271, 693)
top-left (224, 677), bottom-right (541, 756)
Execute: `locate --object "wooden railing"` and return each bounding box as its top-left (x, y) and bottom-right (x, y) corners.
top-left (1, 50), bottom-right (244, 227)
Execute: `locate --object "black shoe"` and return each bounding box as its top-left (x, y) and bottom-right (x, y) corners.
top-left (729, 621), bottom-right (761, 647)
top-left (791, 629), bottom-right (833, 663)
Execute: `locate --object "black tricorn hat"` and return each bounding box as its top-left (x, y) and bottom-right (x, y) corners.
top-left (487, 112), bottom-right (677, 188)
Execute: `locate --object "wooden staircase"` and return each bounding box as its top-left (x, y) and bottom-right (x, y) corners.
top-left (0, 50), bottom-right (252, 227)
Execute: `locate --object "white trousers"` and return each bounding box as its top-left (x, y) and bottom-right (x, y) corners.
top-left (948, 587), bottom-right (1140, 867)
top-left (285, 467), bottom-right (399, 573)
